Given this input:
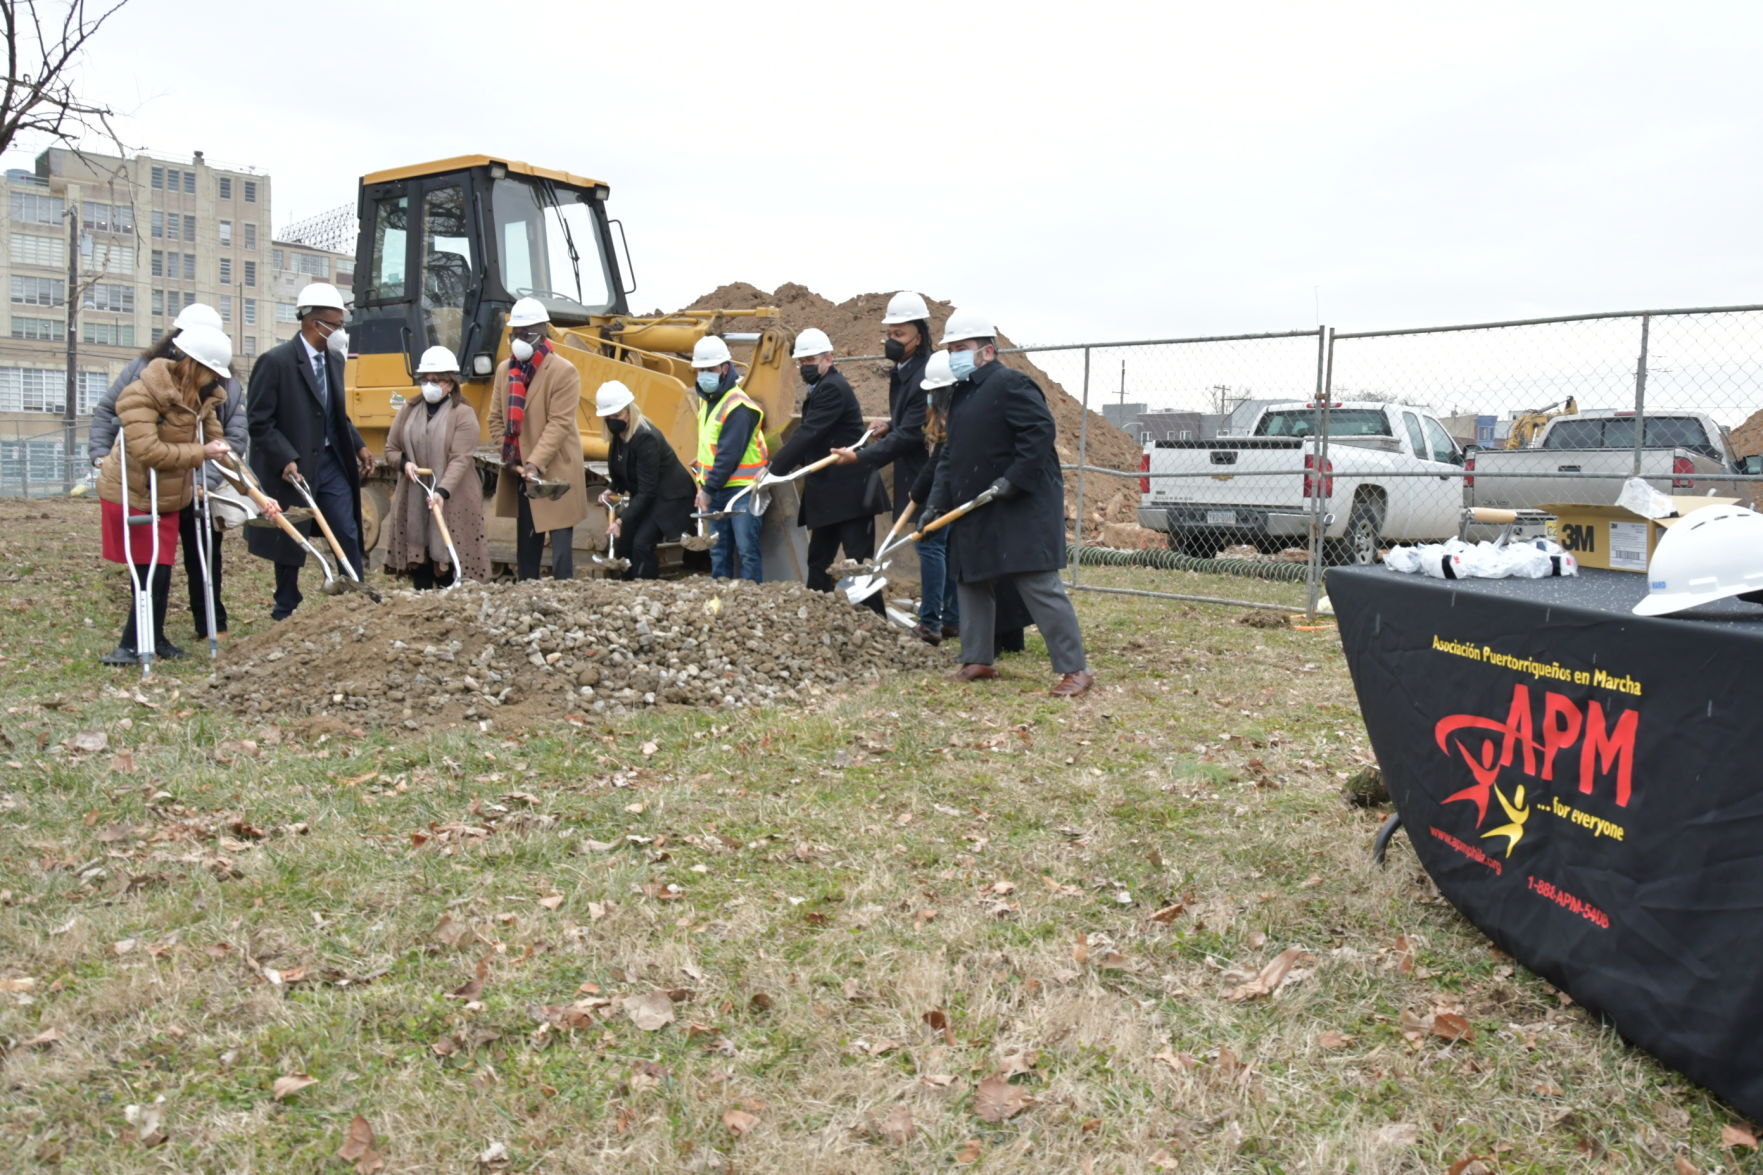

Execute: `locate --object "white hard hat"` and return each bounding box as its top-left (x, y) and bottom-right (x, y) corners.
top-left (173, 302), bottom-right (222, 332)
top-left (882, 291), bottom-right (930, 324)
top-left (691, 335), bottom-right (732, 368)
top-left (1633, 504), bottom-right (1763, 616)
top-left (174, 323), bottom-right (233, 378)
top-left (508, 297), bottom-right (550, 328)
top-left (295, 282), bottom-right (346, 313)
top-left (940, 309), bottom-right (995, 345)
top-left (792, 327), bottom-right (833, 360)
top-left (595, 379), bottom-right (636, 417)
top-left (921, 350), bottom-right (957, 390)
top-left (415, 345), bottom-right (460, 375)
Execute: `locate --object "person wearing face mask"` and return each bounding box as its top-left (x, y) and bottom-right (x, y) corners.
top-left (383, 346), bottom-right (490, 588)
top-left (245, 281), bottom-right (375, 620)
top-left (765, 328), bottom-right (887, 612)
top-left (596, 379), bottom-right (694, 580)
top-left (486, 297), bottom-right (590, 581)
top-left (829, 290), bottom-right (950, 643)
top-left (688, 334), bottom-right (767, 582)
top-left (925, 310), bottom-right (1094, 698)
top-left (89, 302), bottom-right (248, 644)
top-left (95, 324), bottom-right (235, 664)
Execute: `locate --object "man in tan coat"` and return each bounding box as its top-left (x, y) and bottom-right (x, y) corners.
top-left (486, 298), bottom-right (588, 579)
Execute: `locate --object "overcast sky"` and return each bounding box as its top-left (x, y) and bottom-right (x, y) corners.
top-left (7, 0), bottom-right (1761, 349)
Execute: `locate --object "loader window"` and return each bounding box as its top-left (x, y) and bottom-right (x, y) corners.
top-left (491, 176), bottom-right (614, 319)
top-left (366, 194), bottom-right (409, 302)
top-left (421, 185), bottom-right (473, 356)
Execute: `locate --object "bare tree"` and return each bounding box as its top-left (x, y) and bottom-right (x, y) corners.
top-left (0, 0), bottom-right (131, 160)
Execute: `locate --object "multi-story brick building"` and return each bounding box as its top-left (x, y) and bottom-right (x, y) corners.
top-left (0, 147), bottom-right (352, 493)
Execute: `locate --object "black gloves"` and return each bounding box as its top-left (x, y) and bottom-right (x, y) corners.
top-left (987, 477), bottom-right (1015, 500)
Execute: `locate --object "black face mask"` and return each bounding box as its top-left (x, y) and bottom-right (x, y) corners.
top-left (883, 338), bottom-right (907, 363)
top-left (800, 365), bottom-right (823, 386)
top-left (605, 418), bottom-right (628, 436)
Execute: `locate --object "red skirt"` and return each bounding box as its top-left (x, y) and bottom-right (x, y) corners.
top-left (100, 498), bottom-right (180, 565)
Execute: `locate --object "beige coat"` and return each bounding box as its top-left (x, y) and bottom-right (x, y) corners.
top-left (485, 351), bottom-right (588, 532)
top-left (97, 358), bottom-right (222, 515)
top-left (383, 395), bottom-right (490, 582)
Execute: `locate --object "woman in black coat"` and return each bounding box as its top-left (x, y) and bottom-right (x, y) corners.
top-left (596, 380), bottom-right (694, 580)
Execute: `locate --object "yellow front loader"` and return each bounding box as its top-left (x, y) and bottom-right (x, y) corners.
top-left (339, 155), bottom-right (804, 576)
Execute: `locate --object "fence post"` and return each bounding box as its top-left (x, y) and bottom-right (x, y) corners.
top-left (1071, 345), bottom-right (1091, 588)
top-left (1304, 327), bottom-right (1334, 619)
top-left (1632, 313), bottom-right (1651, 478)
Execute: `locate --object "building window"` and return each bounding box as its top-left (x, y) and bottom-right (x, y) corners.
top-left (244, 298), bottom-right (257, 326)
top-left (219, 220), bottom-right (232, 247)
top-left (78, 371), bottom-right (106, 415)
top-left (151, 249), bottom-right (163, 277)
top-left (151, 166), bottom-right (164, 190)
top-left (151, 210), bottom-right (164, 238)
top-left (80, 201), bottom-right (133, 233)
top-left (182, 253), bottom-right (195, 281)
top-left (151, 289), bottom-right (164, 316)
top-left (183, 214), bottom-right (195, 240)
top-left (182, 170), bottom-right (195, 195)
top-left (9, 192), bottom-right (64, 224)
top-left (243, 181), bottom-right (257, 203)
top-left (10, 276), bottom-right (65, 306)
top-left (82, 320), bottom-right (135, 347)
top-left (9, 232), bottom-right (65, 268)
top-left (181, 291), bottom-right (195, 311)
top-left (165, 167), bottom-right (179, 191)
top-left (293, 252), bottom-right (330, 279)
top-left (243, 261), bottom-right (256, 287)
top-left (79, 237), bottom-right (135, 273)
top-left (219, 257), bottom-right (232, 283)
top-left (164, 213), bottom-right (179, 242)
top-left (83, 283), bottom-right (133, 313)
top-left (219, 294), bottom-right (231, 322)
top-left (243, 335), bottom-right (257, 358)
top-left (272, 248), bottom-right (284, 269)
top-left (244, 223), bottom-right (256, 250)
top-left (218, 176), bottom-right (232, 199)
top-left (275, 302), bottom-right (298, 323)
top-left (10, 316), bottom-right (64, 341)
top-left (0, 367), bottom-right (65, 413)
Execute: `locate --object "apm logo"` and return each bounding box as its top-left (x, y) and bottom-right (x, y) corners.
top-left (1432, 682), bottom-right (1638, 857)
top-left (1557, 523), bottom-right (1597, 553)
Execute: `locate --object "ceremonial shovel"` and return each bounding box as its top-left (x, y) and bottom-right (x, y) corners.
top-left (411, 467), bottom-right (463, 590)
top-left (836, 487), bottom-right (1000, 608)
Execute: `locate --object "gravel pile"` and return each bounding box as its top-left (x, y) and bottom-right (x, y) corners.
top-left (201, 579), bottom-right (944, 730)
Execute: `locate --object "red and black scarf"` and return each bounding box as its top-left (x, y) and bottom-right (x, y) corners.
top-left (501, 339), bottom-right (552, 464)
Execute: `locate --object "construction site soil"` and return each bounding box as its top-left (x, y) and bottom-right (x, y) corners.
top-left (678, 283), bottom-right (1156, 544)
top-left (199, 579), bottom-right (945, 732)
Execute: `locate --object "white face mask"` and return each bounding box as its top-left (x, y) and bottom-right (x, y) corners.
top-left (510, 337), bottom-right (534, 363)
top-left (420, 380), bottom-right (445, 404)
top-left (325, 326), bottom-right (350, 358)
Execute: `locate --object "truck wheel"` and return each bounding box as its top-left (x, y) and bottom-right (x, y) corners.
top-left (359, 481), bottom-right (390, 555)
top-left (1338, 503), bottom-right (1384, 565)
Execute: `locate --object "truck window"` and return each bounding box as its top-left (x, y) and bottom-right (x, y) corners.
top-left (421, 185), bottom-right (472, 356)
top-left (365, 194), bottom-right (409, 302)
top-left (1645, 416), bottom-right (1715, 456)
top-left (1402, 412), bottom-right (1427, 459)
top-left (1541, 419), bottom-right (1604, 449)
top-left (1423, 417), bottom-right (1461, 465)
top-left (491, 177), bottom-right (615, 318)
top-left (1255, 408), bottom-right (1391, 437)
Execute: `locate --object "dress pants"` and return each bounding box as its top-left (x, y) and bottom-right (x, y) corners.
top-left (516, 487), bottom-right (574, 581)
top-left (956, 569), bottom-right (1087, 673)
top-left (272, 450), bottom-right (361, 620)
top-left (179, 504), bottom-right (226, 637)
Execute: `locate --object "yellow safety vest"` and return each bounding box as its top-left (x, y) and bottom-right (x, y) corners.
top-left (693, 386), bottom-right (768, 488)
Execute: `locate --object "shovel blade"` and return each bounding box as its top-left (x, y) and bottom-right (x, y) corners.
top-left (839, 572), bottom-right (887, 604)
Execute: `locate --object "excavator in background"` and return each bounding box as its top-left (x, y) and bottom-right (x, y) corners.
top-left (1504, 396), bottom-right (1577, 449)
top-left (339, 155), bottom-right (804, 576)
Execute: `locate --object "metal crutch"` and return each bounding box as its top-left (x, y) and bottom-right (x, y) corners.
top-left (116, 431), bottom-right (161, 677)
top-left (192, 419), bottom-right (221, 660)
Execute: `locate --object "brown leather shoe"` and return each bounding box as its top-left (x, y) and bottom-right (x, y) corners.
top-left (940, 625), bottom-right (959, 640)
top-left (950, 663), bottom-right (1000, 682)
top-left (1051, 670), bottom-right (1095, 697)
top-left (912, 623), bottom-right (942, 646)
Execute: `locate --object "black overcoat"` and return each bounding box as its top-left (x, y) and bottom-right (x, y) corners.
top-left (858, 349), bottom-right (930, 512)
top-left (244, 333), bottom-right (366, 566)
top-left (608, 419), bottom-right (694, 540)
top-left (927, 360), bottom-right (1065, 583)
top-left (768, 368), bottom-right (885, 530)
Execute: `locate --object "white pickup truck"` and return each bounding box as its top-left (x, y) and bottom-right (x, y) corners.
top-left (1463, 410), bottom-right (1738, 511)
top-left (1136, 401), bottom-right (1467, 563)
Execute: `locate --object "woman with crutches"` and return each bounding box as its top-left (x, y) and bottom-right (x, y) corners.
top-left (95, 324), bottom-right (234, 667)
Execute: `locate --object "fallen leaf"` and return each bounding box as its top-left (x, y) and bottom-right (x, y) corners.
top-left (624, 991), bottom-right (676, 1031)
top-left (433, 914), bottom-right (472, 948)
top-left (538, 895), bottom-right (564, 911)
top-left (922, 1074), bottom-right (958, 1089)
top-left (26, 1027), bottom-right (60, 1047)
top-left (0, 976), bottom-right (36, 993)
top-left (1430, 1012), bottom-right (1475, 1043)
top-left (65, 730), bottom-right (108, 754)
top-left (924, 1007), bottom-right (956, 1046)
top-left (1149, 1149), bottom-right (1180, 1170)
top-left (1675, 1154), bottom-right (1698, 1175)
top-left (1722, 1123), bottom-right (1759, 1150)
top-left (272, 1073), bottom-right (318, 1100)
top-left (1152, 1048), bottom-right (1197, 1073)
top-left (997, 1050), bottom-right (1039, 1078)
top-left (1317, 1031), bottom-right (1355, 1050)
top-left (973, 1074), bottom-right (1031, 1123)
top-left (336, 1114), bottom-right (385, 1173)
top-left (1225, 946), bottom-right (1306, 1001)
top-left (450, 954), bottom-right (490, 1000)
top-left (1448, 1157), bottom-right (1495, 1175)
top-left (478, 1140), bottom-right (510, 1166)
top-left (955, 1138), bottom-right (982, 1164)
top-left (1148, 903), bottom-right (1186, 923)
top-left (112, 938), bottom-right (138, 956)
top-left (1377, 1123), bottom-right (1422, 1147)
top-left (723, 1108), bottom-right (759, 1137)
top-left (877, 1103), bottom-right (915, 1145)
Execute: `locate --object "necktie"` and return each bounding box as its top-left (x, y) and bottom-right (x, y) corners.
top-left (313, 352), bottom-right (329, 409)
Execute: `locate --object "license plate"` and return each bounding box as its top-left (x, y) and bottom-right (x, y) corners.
top-left (1205, 510), bottom-right (1237, 526)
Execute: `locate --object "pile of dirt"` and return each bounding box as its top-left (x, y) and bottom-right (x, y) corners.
top-left (200, 579), bottom-right (944, 730)
top-left (1729, 409), bottom-right (1763, 459)
top-left (676, 283), bottom-right (1148, 540)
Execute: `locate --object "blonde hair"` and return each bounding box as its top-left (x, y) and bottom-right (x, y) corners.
top-left (607, 402), bottom-right (645, 437)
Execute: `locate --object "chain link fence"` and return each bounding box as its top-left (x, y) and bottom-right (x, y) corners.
top-left (0, 422), bottom-right (90, 498)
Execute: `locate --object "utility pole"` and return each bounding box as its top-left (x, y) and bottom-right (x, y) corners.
top-left (1118, 361), bottom-right (1126, 423)
top-left (63, 201), bottom-right (79, 489)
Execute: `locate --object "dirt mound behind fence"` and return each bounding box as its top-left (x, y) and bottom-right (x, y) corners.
top-left (199, 579), bottom-right (944, 731)
top-left (676, 284), bottom-right (1156, 544)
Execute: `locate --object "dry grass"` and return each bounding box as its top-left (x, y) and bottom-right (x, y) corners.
top-left (0, 498), bottom-right (1752, 1172)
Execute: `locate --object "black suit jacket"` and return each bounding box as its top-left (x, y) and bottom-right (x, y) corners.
top-left (608, 419), bottom-right (694, 540)
top-left (769, 368), bottom-right (885, 530)
top-left (244, 332), bottom-right (366, 565)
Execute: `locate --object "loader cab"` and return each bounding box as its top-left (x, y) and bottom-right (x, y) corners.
top-left (349, 156), bottom-right (630, 392)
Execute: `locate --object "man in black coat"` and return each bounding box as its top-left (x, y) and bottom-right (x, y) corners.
top-left (245, 282), bottom-right (374, 620)
top-left (769, 329), bottom-right (886, 614)
top-left (926, 310), bottom-right (1093, 697)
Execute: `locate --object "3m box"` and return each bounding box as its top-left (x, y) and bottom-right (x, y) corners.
top-left (1542, 497), bottom-right (1736, 572)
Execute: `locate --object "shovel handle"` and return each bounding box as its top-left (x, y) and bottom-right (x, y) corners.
top-left (911, 489), bottom-right (997, 542)
top-left (1465, 507), bottom-right (1520, 524)
top-left (221, 457), bottom-right (316, 549)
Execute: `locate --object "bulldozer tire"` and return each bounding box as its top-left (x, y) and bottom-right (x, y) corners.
top-left (360, 481), bottom-right (391, 556)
